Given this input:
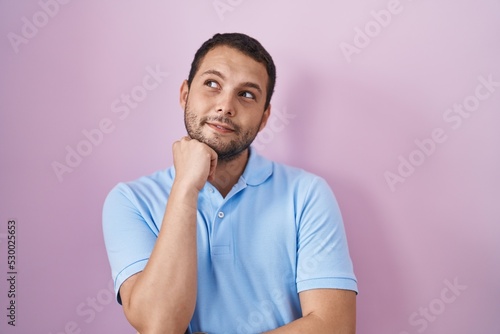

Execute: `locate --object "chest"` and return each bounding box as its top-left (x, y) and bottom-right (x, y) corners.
top-left (196, 186), bottom-right (298, 279)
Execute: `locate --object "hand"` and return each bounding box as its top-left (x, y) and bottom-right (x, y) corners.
top-left (172, 136), bottom-right (218, 192)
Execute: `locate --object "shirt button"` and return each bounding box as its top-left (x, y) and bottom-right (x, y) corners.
top-left (208, 187), bottom-right (214, 193)
top-left (218, 211), bottom-right (224, 218)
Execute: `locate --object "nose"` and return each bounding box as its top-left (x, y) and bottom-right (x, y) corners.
top-left (216, 92), bottom-right (235, 117)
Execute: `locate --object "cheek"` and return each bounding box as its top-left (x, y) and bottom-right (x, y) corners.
top-left (246, 114), bottom-right (266, 132)
top-left (191, 92), bottom-right (214, 111)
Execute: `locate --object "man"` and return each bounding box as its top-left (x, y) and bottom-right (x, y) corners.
top-left (103, 32), bottom-right (357, 334)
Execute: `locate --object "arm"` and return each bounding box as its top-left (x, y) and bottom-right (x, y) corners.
top-left (264, 288), bottom-right (356, 334)
top-left (118, 137), bottom-right (217, 334)
top-left (265, 176), bottom-right (357, 333)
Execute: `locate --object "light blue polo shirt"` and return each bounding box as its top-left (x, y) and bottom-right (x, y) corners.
top-left (102, 148), bottom-right (357, 334)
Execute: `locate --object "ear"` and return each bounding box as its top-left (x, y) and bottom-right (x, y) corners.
top-left (258, 104), bottom-right (272, 132)
top-left (179, 80), bottom-right (189, 110)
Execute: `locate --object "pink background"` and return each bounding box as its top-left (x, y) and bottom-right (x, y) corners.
top-left (1, 1), bottom-right (499, 333)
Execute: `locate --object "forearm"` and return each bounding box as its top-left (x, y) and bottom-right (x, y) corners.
top-left (125, 182), bottom-right (199, 333)
top-left (264, 289), bottom-right (356, 334)
top-left (264, 313), bottom-right (355, 334)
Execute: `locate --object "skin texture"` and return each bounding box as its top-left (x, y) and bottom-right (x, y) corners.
top-left (119, 45), bottom-right (356, 334)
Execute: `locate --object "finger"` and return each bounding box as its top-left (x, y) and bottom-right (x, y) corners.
top-left (207, 148), bottom-right (218, 181)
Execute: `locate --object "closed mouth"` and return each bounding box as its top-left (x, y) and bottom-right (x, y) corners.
top-left (206, 122), bottom-right (235, 132)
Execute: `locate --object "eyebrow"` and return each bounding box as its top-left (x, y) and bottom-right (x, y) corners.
top-left (241, 81), bottom-right (262, 95)
top-left (201, 69), bottom-right (225, 80)
top-left (201, 69), bottom-right (263, 95)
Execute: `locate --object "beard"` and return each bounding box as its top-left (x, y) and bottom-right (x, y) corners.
top-left (184, 103), bottom-right (263, 162)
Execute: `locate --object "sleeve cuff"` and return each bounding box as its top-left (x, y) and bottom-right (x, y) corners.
top-left (114, 258), bottom-right (149, 304)
top-left (297, 277), bottom-right (358, 295)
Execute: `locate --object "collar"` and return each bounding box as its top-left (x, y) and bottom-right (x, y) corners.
top-left (240, 147), bottom-right (273, 186)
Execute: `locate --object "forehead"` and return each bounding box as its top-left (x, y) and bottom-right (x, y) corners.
top-left (196, 46), bottom-right (268, 87)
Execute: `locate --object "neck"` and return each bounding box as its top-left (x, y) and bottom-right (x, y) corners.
top-left (210, 149), bottom-right (249, 197)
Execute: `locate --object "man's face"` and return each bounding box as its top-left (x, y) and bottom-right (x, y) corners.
top-left (180, 46), bottom-right (271, 161)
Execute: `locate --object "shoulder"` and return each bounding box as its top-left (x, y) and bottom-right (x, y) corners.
top-left (272, 159), bottom-right (319, 181)
top-left (248, 150), bottom-right (320, 184)
top-left (268, 158), bottom-right (333, 195)
top-left (249, 152), bottom-right (337, 211)
top-left (103, 167), bottom-right (174, 214)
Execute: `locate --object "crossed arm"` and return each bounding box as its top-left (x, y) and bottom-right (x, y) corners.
top-left (263, 288), bottom-right (356, 334)
top-left (123, 274), bottom-right (356, 334)
top-left (118, 138), bottom-right (356, 333)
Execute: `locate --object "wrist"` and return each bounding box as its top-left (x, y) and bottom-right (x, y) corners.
top-left (171, 179), bottom-right (203, 200)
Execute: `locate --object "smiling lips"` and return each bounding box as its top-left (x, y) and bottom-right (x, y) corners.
top-left (206, 122), bottom-right (235, 134)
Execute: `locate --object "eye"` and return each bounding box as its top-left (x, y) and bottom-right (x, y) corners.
top-left (205, 80), bottom-right (220, 89)
top-left (239, 91), bottom-right (255, 100)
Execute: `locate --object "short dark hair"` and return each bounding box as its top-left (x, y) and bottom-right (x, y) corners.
top-left (187, 33), bottom-right (276, 110)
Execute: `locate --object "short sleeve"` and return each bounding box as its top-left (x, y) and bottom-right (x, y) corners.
top-left (102, 183), bottom-right (158, 304)
top-left (295, 177), bottom-right (358, 294)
